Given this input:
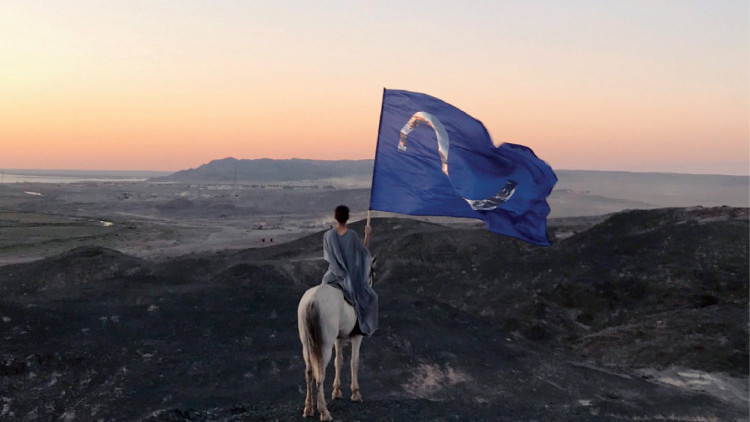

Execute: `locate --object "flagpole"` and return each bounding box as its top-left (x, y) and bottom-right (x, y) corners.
top-left (367, 87), bottom-right (387, 228)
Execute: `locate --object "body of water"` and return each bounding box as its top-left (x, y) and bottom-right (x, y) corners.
top-left (0, 170), bottom-right (169, 184)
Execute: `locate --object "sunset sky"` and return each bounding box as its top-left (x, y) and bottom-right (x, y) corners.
top-left (1, 1), bottom-right (748, 174)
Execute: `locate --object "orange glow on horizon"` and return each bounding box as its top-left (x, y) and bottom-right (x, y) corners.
top-left (1, 2), bottom-right (747, 174)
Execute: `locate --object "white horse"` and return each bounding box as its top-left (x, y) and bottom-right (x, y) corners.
top-left (297, 283), bottom-right (365, 421)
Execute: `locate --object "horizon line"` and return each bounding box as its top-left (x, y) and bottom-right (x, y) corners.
top-left (1, 165), bottom-right (748, 178)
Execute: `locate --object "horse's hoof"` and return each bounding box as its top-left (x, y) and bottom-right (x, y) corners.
top-left (319, 411), bottom-right (332, 421)
top-left (303, 407), bottom-right (313, 417)
top-left (351, 390), bottom-right (362, 402)
top-left (332, 388), bottom-right (343, 400)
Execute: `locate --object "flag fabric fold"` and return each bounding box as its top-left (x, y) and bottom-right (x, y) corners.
top-left (369, 89), bottom-right (557, 246)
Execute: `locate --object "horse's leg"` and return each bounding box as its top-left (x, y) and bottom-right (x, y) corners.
top-left (315, 344), bottom-right (333, 421)
top-left (302, 343), bottom-right (314, 417)
top-left (332, 339), bottom-right (344, 400)
top-left (350, 335), bottom-right (363, 402)
top-left (298, 292), bottom-right (315, 418)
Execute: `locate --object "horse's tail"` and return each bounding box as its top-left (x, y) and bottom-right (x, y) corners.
top-left (304, 300), bottom-right (325, 383)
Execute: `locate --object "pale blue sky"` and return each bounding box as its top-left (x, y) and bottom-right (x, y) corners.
top-left (1, 0), bottom-right (748, 174)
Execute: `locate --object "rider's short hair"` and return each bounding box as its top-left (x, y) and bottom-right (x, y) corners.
top-left (335, 205), bottom-right (349, 224)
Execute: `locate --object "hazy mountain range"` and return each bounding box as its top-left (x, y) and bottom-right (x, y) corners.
top-left (149, 158), bottom-right (750, 216)
top-left (152, 157), bottom-right (749, 190)
top-left (150, 157), bottom-right (373, 183)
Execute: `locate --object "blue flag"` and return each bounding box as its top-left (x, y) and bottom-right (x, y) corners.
top-left (369, 89), bottom-right (557, 246)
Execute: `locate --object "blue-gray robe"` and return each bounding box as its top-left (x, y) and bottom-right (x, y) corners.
top-left (322, 229), bottom-right (378, 336)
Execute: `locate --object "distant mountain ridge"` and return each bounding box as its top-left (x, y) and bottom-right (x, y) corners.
top-left (150, 157), bottom-right (373, 183)
top-left (153, 157), bottom-right (749, 184)
top-left (151, 158), bottom-right (749, 212)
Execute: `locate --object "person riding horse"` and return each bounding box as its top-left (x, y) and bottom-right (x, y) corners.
top-left (297, 206), bottom-right (378, 420)
top-left (321, 205), bottom-right (378, 336)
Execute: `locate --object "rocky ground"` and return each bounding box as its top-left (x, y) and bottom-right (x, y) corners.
top-left (0, 181), bottom-right (372, 264)
top-left (1, 206), bottom-right (747, 421)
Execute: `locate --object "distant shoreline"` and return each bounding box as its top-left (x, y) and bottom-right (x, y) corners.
top-left (0, 169), bottom-right (170, 177)
top-left (0, 169), bottom-right (171, 184)
top-left (2, 166), bottom-right (748, 178)
top-left (0, 174), bottom-right (151, 184)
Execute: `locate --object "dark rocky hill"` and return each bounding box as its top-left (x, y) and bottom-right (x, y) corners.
top-left (0, 207), bottom-right (747, 421)
top-left (150, 157), bottom-right (374, 183)
top-left (372, 207), bottom-right (748, 375)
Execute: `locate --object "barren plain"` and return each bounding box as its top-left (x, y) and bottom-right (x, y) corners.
top-left (0, 169), bottom-right (748, 421)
